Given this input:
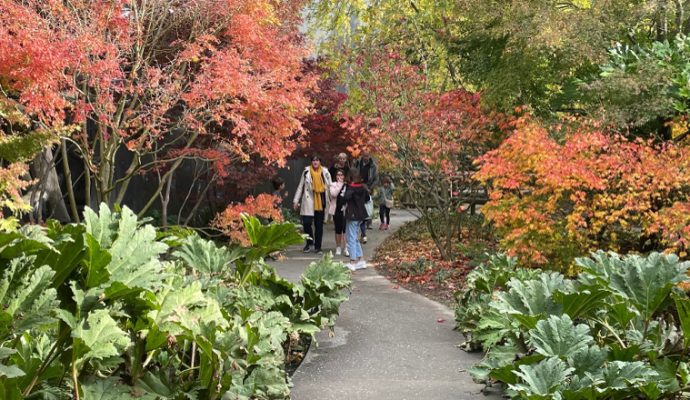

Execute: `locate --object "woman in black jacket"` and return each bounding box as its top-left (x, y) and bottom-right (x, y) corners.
top-left (342, 169), bottom-right (370, 270)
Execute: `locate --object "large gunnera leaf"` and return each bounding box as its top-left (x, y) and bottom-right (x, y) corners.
top-left (81, 377), bottom-right (157, 400)
top-left (528, 314), bottom-right (594, 358)
top-left (72, 309), bottom-right (131, 369)
top-left (173, 234), bottom-right (236, 276)
top-left (601, 361), bottom-right (658, 392)
top-left (84, 204), bottom-right (168, 297)
top-left (510, 357), bottom-right (574, 398)
top-left (0, 256), bottom-right (58, 338)
top-left (577, 251), bottom-right (689, 321)
top-left (491, 272), bottom-right (571, 329)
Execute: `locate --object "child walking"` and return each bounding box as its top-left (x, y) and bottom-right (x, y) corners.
top-left (329, 169), bottom-right (348, 257)
top-left (376, 176), bottom-right (395, 230)
top-left (342, 169), bottom-right (370, 271)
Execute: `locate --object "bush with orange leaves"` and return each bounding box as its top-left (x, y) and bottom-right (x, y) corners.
top-left (213, 194), bottom-right (283, 245)
top-left (476, 115), bottom-right (690, 270)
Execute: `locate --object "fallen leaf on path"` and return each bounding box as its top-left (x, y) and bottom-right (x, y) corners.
top-left (437, 318), bottom-right (446, 323)
top-left (390, 285), bottom-right (400, 289)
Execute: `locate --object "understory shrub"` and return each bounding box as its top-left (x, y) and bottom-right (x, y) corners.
top-left (0, 204), bottom-right (351, 399)
top-left (476, 117), bottom-right (690, 269)
top-left (457, 251), bottom-right (690, 399)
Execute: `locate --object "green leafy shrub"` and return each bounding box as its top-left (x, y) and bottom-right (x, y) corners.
top-left (0, 204), bottom-right (351, 399)
top-left (462, 251), bottom-right (690, 399)
top-left (455, 254), bottom-right (540, 350)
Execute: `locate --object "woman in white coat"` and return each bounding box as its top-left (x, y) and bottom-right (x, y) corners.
top-left (293, 155), bottom-right (332, 254)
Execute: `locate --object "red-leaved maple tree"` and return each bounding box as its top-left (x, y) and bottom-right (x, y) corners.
top-left (0, 0), bottom-right (315, 221)
top-left (342, 50), bottom-right (506, 259)
top-left (297, 61), bottom-right (356, 163)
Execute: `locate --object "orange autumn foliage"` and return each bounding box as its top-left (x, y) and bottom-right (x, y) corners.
top-left (477, 115), bottom-right (690, 268)
top-left (213, 194), bottom-right (282, 244)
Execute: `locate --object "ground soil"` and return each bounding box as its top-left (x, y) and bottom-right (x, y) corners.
top-left (372, 218), bottom-right (495, 308)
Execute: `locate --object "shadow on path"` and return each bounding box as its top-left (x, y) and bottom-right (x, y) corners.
top-left (271, 210), bottom-right (501, 400)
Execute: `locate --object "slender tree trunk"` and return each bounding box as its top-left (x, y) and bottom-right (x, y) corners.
top-left (160, 173), bottom-right (173, 227)
top-left (61, 139), bottom-right (80, 222)
top-left (29, 147), bottom-right (71, 222)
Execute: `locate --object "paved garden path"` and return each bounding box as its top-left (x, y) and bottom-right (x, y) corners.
top-left (272, 211), bottom-right (501, 400)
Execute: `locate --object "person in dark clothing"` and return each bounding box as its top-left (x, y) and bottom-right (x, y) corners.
top-left (353, 152), bottom-right (379, 233)
top-left (343, 169), bottom-right (370, 271)
top-left (375, 176), bottom-right (395, 229)
top-left (329, 152), bottom-right (350, 181)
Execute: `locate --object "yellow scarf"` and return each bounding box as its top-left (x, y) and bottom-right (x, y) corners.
top-left (310, 166), bottom-right (325, 211)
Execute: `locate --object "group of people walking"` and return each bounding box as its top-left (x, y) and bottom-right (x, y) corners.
top-left (291, 152), bottom-right (394, 271)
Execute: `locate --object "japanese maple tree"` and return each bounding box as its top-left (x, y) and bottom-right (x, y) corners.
top-left (343, 50), bottom-right (506, 259)
top-left (0, 0), bottom-right (315, 221)
top-left (297, 61), bottom-right (355, 163)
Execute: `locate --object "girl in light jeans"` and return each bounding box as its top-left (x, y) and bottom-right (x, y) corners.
top-left (342, 169), bottom-right (370, 270)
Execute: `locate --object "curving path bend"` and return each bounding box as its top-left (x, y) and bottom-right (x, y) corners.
top-left (272, 211), bottom-right (501, 400)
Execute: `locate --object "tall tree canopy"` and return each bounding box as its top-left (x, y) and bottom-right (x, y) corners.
top-left (0, 0), bottom-right (315, 221)
top-left (308, 0), bottom-right (690, 122)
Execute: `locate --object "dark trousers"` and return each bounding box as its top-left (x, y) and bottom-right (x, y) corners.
top-left (303, 210), bottom-right (325, 250)
top-left (379, 204), bottom-right (391, 224)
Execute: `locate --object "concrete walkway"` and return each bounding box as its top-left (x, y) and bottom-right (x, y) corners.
top-left (271, 211), bottom-right (500, 400)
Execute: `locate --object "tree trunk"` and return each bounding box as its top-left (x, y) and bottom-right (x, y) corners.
top-left (28, 147), bottom-right (71, 222)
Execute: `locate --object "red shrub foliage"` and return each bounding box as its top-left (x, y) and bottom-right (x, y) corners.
top-left (212, 194), bottom-right (283, 244)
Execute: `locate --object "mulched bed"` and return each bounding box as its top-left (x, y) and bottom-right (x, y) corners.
top-left (372, 218), bottom-right (495, 308)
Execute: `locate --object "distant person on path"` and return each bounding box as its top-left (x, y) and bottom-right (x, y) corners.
top-left (353, 152), bottom-right (379, 235)
top-left (329, 169), bottom-right (348, 257)
top-left (342, 169), bottom-right (370, 270)
top-left (294, 155), bottom-right (332, 254)
top-left (375, 176), bottom-right (395, 230)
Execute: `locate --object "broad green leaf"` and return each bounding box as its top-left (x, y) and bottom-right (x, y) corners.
top-left (0, 257), bottom-right (58, 338)
top-left (491, 272), bottom-right (569, 329)
top-left (84, 204), bottom-right (168, 295)
top-left (567, 345), bottom-right (607, 376)
top-left (148, 281), bottom-right (225, 336)
top-left (81, 377), bottom-right (157, 400)
top-left (554, 286), bottom-right (610, 320)
top-left (601, 361), bottom-right (658, 391)
top-left (510, 357), bottom-right (574, 398)
top-left (172, 234), bottom-right (236, 276)
top-left (529, 314), bottom-right (594, 358)
top-left (0, 364), bottom-right (25, 379)
top-left (37, 223), bottom-right (85, 288)
top-left (83, 233), bottom-right (111, 288)
top-left (300, 253), bottom-right (351, 290)
top-left (578, 251), bottom-right (689, 321)
top-left (72, 309), bottom-right (131, 368)
top-left (242, 215), bottom-right (305, 261)
top-left (83, 204), bottom-right (117, 248)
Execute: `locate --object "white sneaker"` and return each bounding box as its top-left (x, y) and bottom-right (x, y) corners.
top-left (362, 236), bottom-right (368, 244)
top-left (355, 260), bottom-right (367, 270)
top-left (335, 247), bottom-right (342, 256)
top-left (346, 262), bottom-right (358, 271)
top-left (344, 247), bottom-right (349, 257)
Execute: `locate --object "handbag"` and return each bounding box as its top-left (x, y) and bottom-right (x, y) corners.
top-left (365, 198), bottom-right (374, 218)
top-left (385, 197), bottom-right (394, 208)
